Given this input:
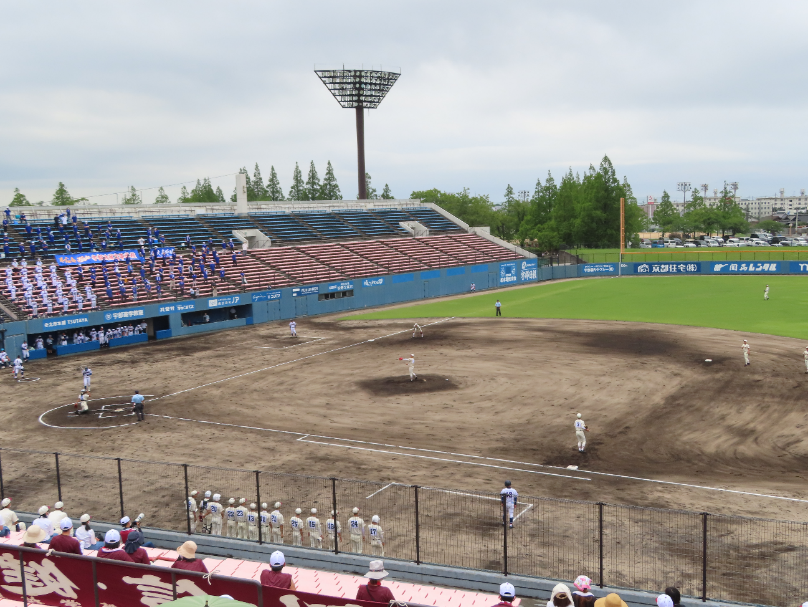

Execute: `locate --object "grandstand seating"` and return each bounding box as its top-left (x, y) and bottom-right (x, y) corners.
top-left (141, 215), bottom-right (218, 247)
top-left (249, 247), bottom-right (346, 284)
top-left (404, 208), bottom-right (465, 232)
top-left (293, 212), bottom-right (361, 240)
top-left (296, 243), bottom-right (384, 278)
top-left (383, 238), bottom-right (462, 268)
top-left (249, 213), bottom-right (320, 243)
top-left (340, 240), bottom-right (429, 274)
top-left (334, 210), bottom-right (407, 237)
top-left (198, 214), bottom-right (263, 238)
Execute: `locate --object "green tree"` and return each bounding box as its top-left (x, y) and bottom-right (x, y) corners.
top-left (183, 178), bottom-right (220, 203)
top-left (380, 184), bottom-right (394, 200)
top-left (532, 224), bottom-right (562, 253)
top-left (411, 188), bottom-right (497, 227)
top-left (754, 219), bottom-right (782, 234)
top-left (9, 188), bottom-right (31, 207)
top-left (153, 186), bottom-right (170, 204)
top-left (252, 164), bottom-right (267, 201)
top-left (51, 182), bottom-right (87, 206)
top-left (305, 161), bottom-right (321, 201)
top-left (287, 163), bottom-right (306, 200)
top-left (361, 173), bottom-right (378, 200)
top-left (714, 186), bottom-right (749, 236)
top-left (319, 161), bottom-right (341, 200)
top-left (122, 186), bottom-right (142, 205)
top-left (550, 169), bottom-right (579, 245)
top-left (215, 186), bottom-right (226, 203)
top-left (495, 184), bottom-right (528, 242)
top-left (177, 185), bottom-right (189, 204)
top-left (652, 191), bottom-right (678, 237)
top-left (267, 166), bottom-right (285, 201)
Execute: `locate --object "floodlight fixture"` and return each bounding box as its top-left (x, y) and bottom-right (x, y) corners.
top-left (315, 68), bottom-right (401, 199)
top-left (677, 181), bottom-right (691, 204)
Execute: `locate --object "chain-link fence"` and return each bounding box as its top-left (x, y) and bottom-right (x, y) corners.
top-left (0, 447), bottom-right (805, 606)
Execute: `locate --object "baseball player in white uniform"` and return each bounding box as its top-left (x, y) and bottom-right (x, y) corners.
top-left (270, 502), bottom-right (284, 544)
top-left (804, 347), bottom-right (808, 373)
top-left (247, 504), bottom-right (259, 541)
top-left (82, 367), bottom-right (92, 389)
top-left (235, 498), bottom-right (249, 539)
top-left (187, 491), bottom-right (198, 533)
top-left (20, 342), bottom-right (29, 362)
top-left (368, 515), bottom-right (384, 556)
top-left (326, 511), bottom-right (342, 551)
top-left (12, 357), bottom-right (24, 381)
top-left (290, 320), bottom-right (297, 337)
top-left (290, 509), bottom-right (304, 546)
top-left (199, 491), bottom-right (211, 534)
top-left (348, 507), bottom-right (365, 553)
top-left (260, 503), bottom-right (270, 541)
top-left (412, 323), bottom-right (423, 338)
top-left (206, 494), bottom-right (224, 536)
top-left (764, 285), bottom-right (769, 300)
top-left (307, 508), bottom-right (322, 548)
top-left (500, 480), bottom-right (518, 529)
top-left (399, 354), bottom-right (417, 381)
top-left (743, 340), bottom-right (750, 366)
top-left (575, 413), bottom-right (589, 452)
top-left (76, 390), bottom-right (90, 415)
top-left (225, 498), bottom-right (237, 537)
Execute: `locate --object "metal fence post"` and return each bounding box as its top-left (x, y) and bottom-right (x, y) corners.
top-left (92, 559), bottom-right (100, 607)
top-left (502, 497), bottom-right (508, 576)
top-left (701, 512), bottom-right (708, 602)
top-left (18, 548), bottom-right (27, 607)
top-left (116, 458), bottom-right (125, 518)
top-left (331, 477), bottom-right (339, 555)
top-left (598, 502), bottom-right (604, 588)
top-left (414, 485), bottom-right (420, 565)
top-left (255, 471), bottom-right (262, 545)
top-left (54, 453), bottom-right (62, 502)
top-left (0, 451), bottom-right (5, 501)
top-left (183, 464), bottom-right (191, 535)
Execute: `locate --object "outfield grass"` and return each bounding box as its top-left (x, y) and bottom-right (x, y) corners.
top-left (349, 276), bottom-right (808, 340)
top-left (576, 248), bottom-right (808, 263)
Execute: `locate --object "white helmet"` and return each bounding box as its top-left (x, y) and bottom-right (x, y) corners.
top-left (250, 503), bottom-right (256, 510)
top-left (372, 515), bottom-right (380, 523)
top-left (311, 508), bottom-right (317, 515)
top-left (213, 493), bottom-right (221, 502)
top-left (228, 498), bottom-right (235, 505)
top-left (262, 503), bottom-right (268, 509)
top-left (295, 508), bottom-right (302, 514)
top-left (577, 413), bottom-right (582, 419)
top-left (352, 507), bottom-right (359, 514)
top-left (204, 491), bottom-right (212, 498)
top-left (274, 502), bottom-right (281, 508)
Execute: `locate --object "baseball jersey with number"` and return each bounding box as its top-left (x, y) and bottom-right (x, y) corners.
top-left (500, 488), bottom-right (518, 506)
top-left (575, 419), bottom-right (586, 431)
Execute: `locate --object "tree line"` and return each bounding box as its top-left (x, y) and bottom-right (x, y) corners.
top-left (651, 186), bottom-right (750, 238)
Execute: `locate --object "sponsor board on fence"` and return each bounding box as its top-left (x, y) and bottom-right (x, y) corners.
top-left (251, 290), bottom-right (283, 302)
top-left (789, 261), bottom-right (808, 273)
top-left (54, 250), bottom-right (142, 266)
top-left (520, 259), bottom-right (538, 280)
top-left (362, 277), bottom-right (384, 287)
top-left (292, 286), bottom-right (319, 297)
top-left (104, 308), bottom-right (145, 322)
top-left (635, 262), bottom-right (701, 274)
top-left (500, 262), bottom-right (517, 284)
top-left (710, 262), bottom-right (781, 273)
top-left (158, 302), bottom-right (195, 314)
top-left (328, 281), bottom-right (354, 292)
top-left (582, 263), bottom-right (616, 274)
top-left (208, 296), bottom-right (241, 307)
top-left (43, 315), bottom-right (89, 329)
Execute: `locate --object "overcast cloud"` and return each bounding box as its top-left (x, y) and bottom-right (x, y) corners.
top-left (1, 1), bottom-right (807, 206)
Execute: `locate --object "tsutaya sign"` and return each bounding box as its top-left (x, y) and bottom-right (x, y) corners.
top-left (0, 545), bottom-right (389, 607)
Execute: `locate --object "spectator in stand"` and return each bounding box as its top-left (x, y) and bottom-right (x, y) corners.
top-left (123, 530), bottom-right (153, 565)
top-left (492, 582), bottom-right (516, 606)
top-left (97, 529), bottom-right (133, 561)
top-left (572, 576), bottom-right (595, 607)
top-left (120, 516), bottom-right (134, 542)
top-left (663, 588), bottom-right (682, 607)
top-left (21, 525), bottom-right (48, 549)
top-left (656, 596), bottom-right (673, 607)
top-left (260, 551), bottom-right (295, 590)
top-left (548, 583), bottom-right (574, 607)
top-left (0, 498), bottom-right (24, 533)
top-left (355, 560), bottom-right (394, 603)
top-left (48, 501), bottom-right (69, 529)
top-left (32, 506), bottom-right (55, 540)
top-left (594, 593), bottom-right (627, 607)
top-left (172, 541), bottom-right (208, 573)
top-left (75, 514), bottom-right (104, 551)
top-left (49, 519), bottom-right (83, 554)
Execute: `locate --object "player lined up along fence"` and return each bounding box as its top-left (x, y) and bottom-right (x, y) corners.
top-left (0, 447), bottom-right (806, 607)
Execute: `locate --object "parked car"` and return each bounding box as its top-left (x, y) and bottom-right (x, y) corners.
top-left (751, 239), bottom-right (768, 246)
top-left (639, 238), bottom-right (652, 249)
top-left (682, 241), bottom-right (697, 248)
top-left (724, 241), bottom-right (742, 247)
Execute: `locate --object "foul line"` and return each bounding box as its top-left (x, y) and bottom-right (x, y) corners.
top-left (255, 337), bottom-right (327, 350)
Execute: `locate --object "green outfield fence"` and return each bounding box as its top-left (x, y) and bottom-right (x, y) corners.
top-left (0, 447), bottom-right (805, 606)
top-left (565, 247), bottom-right (808, 265)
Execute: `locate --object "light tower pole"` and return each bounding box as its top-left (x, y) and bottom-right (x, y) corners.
top-left (315, 68), bottom-right (400, 200)
top-left (677, 182), bottom-right (691, 208)
top-left (700, 184), bottom-right (708, 200)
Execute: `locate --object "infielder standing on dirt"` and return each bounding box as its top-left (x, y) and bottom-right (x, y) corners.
top-left (290, 321), bottom-right (297, 337)
top-left (575, 413), bottom-right (589, 453)
top-left (742, 340), bottom-right (750, 366)
top-left (307, 509), bottom-right (322, 548)
top-left (12, 357), bottom-right (24, 381)
top-left (348, 507), bottom-right (365, 553)
top-left (399, 354), bottom-right (417, 381)
top-left (290, 509), bottom-right (303, 546)
top-left (412, 323), bottom-right (423, 338)
top-left (82, 367), bottom-right (92, 390)
top-left (500, 481), bottom-right (518, 529)
top-left (368, 515), bottom-right (384, 556)
top-left (270, 502), bottom-right (284, 544)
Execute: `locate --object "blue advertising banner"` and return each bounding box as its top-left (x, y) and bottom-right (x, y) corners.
top-left (103, 308), bottom-right (145, 322)
top-left (392, 273), bottom-right (414, 284)
top-left (208, 296), bottom-right (241, 307)
top-left (789, 261), bottom-right (808, 273)
top-left (470, 264), bottom-right (489, 274)
top-left (43, 315), bottom-right (89, 330)
top-left (362, 277), bottom-right (384, 287)
top-left (519, 259), bottom-right (538, 281)
top-left (327, 281), bottom-right (354, 292)
top-left (581, 263), bottom-right (617, 275)
top-left (55, 250), bottom-right (142, 266)
top-left (446, 267), bottom-right (466, 276)
top-left (635, 262), bottom-right (701, 274)
top-left (709, 262), bottom-right (780, 273)
top-left (292, 286), bottom-right (319, 297)
top-left (421, 270), bottom-right (440, 279)
top-left (251, 290), bottom-right (282, 302)
top-left (158, 302), bottom-right (196, 314)
top-left (499, 262), bottom-right (517, 284)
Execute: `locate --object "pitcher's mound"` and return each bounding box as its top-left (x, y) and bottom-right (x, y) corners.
top-left (357, 374), bottom-right (460, 396)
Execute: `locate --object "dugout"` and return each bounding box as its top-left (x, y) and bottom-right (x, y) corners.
top-left (181, 303), bottom-right (251, 327)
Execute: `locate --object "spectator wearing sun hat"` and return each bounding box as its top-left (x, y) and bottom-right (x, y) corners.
top-left (172, 541), bottom-right (208, 572)
top-left (492, 582), bottom-right (516, 605)
top-left (97, 529), bottom-right (133, 562)
top-left (548, 583), bottom-right (574, 607)
top-left (656, 595), bottom-right (674, 607)
top-left (49, 519), bottom-right (82, 555)
top-left (594, 593), bottom-right (628, 607)
top-left (21, 525), bottom-right (48, 549)
top-left (260, 551), bottom-right (295, 590)
top-left (356, 560), bottom-right (395, 603)
top-left (75, 514), bottom-right (103, 551)
top-left (572, 576), bottom-right (595, 607)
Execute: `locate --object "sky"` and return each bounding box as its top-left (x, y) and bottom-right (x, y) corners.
top-left (1, 1), bottom-right (807, 206)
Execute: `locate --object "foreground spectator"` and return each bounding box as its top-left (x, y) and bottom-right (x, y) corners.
top-left (75, 514), bottom-right (103, 551)
top-left (172, 541), bottom-right (208, 572)
top-left (97, 529), bottom-right (133, 561)
top-left (656, 595), bottom-right (673, 607)
top-left (548, 583), bottom-right (574, 607)
top-left (49, 519), bottom-right (82, 555)
top-left (0, 498), bottom-right (24, 533)
top-left (594, 593), bottom-right (628, 607)
top-left (664, 587), bottom-right (682, 607)
top-left (492, 582), bottom-right (516, 606)
top-left (260, 551), bottom-right (295, 590)
top-left (573, 576), bottom-right (595, 607)
top-left (356, 560), bottom-right (394, 603)
top-left (124, 530), bottom-right (152, 565)
top-left (21, 525), bottom-right (47, 549)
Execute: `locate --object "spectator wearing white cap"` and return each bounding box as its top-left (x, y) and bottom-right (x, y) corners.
top-left (260, 551), bottom-right (296, 589)
top-left (368, 515), bottom-right (384, 556)
top-left (572, 576), bottom-right (595, 607)
top-left (48, 501), bottom-right (68, 529)
top-left (290, 509), bottom-right (304, 546)
top-left (32, 506), bottom-right (55, 540)
top-left (119, 516), bottom-right (134, 543)
top-left (548, 583), bottom-right (574, 607)
top-left (306, 508), bottom-right (322, 549)
top-left (124, 530), bottom-right (153, 565)
top-left (270, 502), bottom-right (284, 544)
top-left (0, 498), bottom-right (23, 534)
top-left (97, 529), bottom-right (134, 562)
top-left (172, 541), bottom-right (208, 572)
top-left (21, 525), bottom-right (48, 549)
top-left (356, 560), bottom-right (395, 603)
top-left (75, 514), bottom-right (103, 551)
top-left (348, 507), bottom-right (365, 553)
top-left (492, 582), bottom-right (516, 606)
top-left (49, 519), bottom-right (82, 555)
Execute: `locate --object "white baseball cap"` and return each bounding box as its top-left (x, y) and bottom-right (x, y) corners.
top-left (105, 529), bottom-right (121, 543)
top-left (269, 551), bottom-right (285, 567)
top-left (80, 514), bottom-right (91, 523)
top-left (239, 498), bottom-right (246, 504)
top-left (371, 515), bottom-right (379, 523)
top-left (295, 508), bottom-right (302, 514)
top-left (190, 490), bottom-right (198, 497)
top-left (228, 498), bottom-right (235, 504)
top-left (577, 413), bottom-right (581, 418)
top-left (500, 582), bottom-right (515, 598)
top-left (213, 494), bottom-right (221, 501)
top-left (311, 508), bottom-right (317, 515)
top-left (38, 505), bottom-right (49, 515)
top-left (352, 507), bottom-right (359, 514)
top-left (204, 491), bottom-right (211, 498)
top-left (250, 503), bottom-right (256, 510)
top-left (656, 595), bottom-right (674, 607)
top-left (59, 518), bottom-right (73, 531)
top-left (274, 502), bottom-right (281, 508)
top-left (1, 498), bottom-right (10, 507)
top-left (120, 516), bottom-right (130, 525)
top-left (262, 503), bottom-right (267, 509)
top-left (54, 501), bottom-right (63, 509)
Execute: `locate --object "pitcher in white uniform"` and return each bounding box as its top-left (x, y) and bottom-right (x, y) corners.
top-left (575, 413), bottom-right (588, 452)
top-left (399, 354), bottom-right (417, 381)
top-left (742, 340), bottom-right (750, 366)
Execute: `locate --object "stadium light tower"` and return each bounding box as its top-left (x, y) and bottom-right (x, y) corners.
top-left (315, 68), bottom-right (401, 199)
top-left (677, 182), bottom-right (691, 204)
top-left (700, 183), bottom-right (709, 199)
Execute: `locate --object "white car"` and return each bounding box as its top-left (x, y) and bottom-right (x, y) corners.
top-left (724, 241), bottom-right (742, 247)
top-left (705, 239), bottom-right (721, 247)
top-left (682, 242), bottom-right (697, 248)
top-left (751, 239), bottom-right (768, 246)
